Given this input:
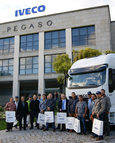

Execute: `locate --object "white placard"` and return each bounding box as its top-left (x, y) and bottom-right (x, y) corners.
top-left (74, 118), bottom-right (81, 133)
top-left (92, 118), bottom-right (103, 136)
top-left (45, 111), bottom-right (54, 123)
top-left (57, 112), bottom-right (67, 124)
top-left (6, 111), bottom-right (16, 123)
top-left (66, 117), bottom-right (75, 129)
top-left (37, 113), bottom-right (46, 125)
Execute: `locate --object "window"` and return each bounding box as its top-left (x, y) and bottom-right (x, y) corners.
top-left (44, 30), bottom-right (66, 49)
top-left (19, 56), bottom-right (38, 75)
top-left (109, 69), bottom-right (115, 93)
top-left (72, 26), bottom-right (95, 47)
top-left (0, 59), bottom-right (13, 76)
top-left (20, 34), bottom-right (39, 51)
top-left (0, 37), bottom-right (14, 55)
top-left (44, 55), bottom-right (57, 73)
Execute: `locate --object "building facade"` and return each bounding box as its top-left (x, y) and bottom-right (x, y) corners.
top-left (0, 5), bottom-right (112, 105)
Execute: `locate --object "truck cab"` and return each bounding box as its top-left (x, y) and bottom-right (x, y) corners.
top-left (66, 54), bottom-right (115, 124)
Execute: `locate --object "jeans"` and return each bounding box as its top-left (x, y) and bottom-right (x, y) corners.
top-left (78, 116), bottom-right (86, 133)
top-left (46, 112), bottom-right (55, 130)
top-left (46, 122), bottom-right (55, 130)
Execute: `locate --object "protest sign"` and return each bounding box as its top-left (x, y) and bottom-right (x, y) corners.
top-left (66, 117), bottom-right (74, 129)
top-left (45, 111), bottom-right (54, 123)
top-left (57, 112), bottom-right (67, 124)
top-left (6, 111), bottom-right (15, 123)
top-left (73, 118), bottom-right (81, 133)
top-left (37, 113), bottom-right (45, 125)
top-left (92, 118), bottom-right (103, 136)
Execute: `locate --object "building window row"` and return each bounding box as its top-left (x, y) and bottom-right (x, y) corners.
top-left (0, 26), bottom-right (96, 55)
top-left (19, 56), bottom-right (38, 75)
top-left (0, 37), bottom-right (14, 55)
top-left (0, 59), bottom-right (13, 76)
top-left (72, 26), bottom-right (95, 47)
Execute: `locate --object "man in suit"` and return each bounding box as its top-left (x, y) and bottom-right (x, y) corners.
top-left (30, 94), bottom-right (40, 129)
top-left (57, 93), bottom-right (68, 131)
top-left (16, 96), bottom-right (28, 131)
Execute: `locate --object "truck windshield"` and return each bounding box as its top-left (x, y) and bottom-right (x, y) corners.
top-left (68, 69), bottom-right (106, 88)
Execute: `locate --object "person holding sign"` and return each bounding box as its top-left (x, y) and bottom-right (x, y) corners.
top-left (91, 91), bottom-right (106, 141)
top-left (4, 97), bottom-right (16, 132)
top-left (101, 89), bottom-right (111, 136)
top-left (43, 93), bottom-right (55, 131)
top-left (16, 96), bottom-right (28, 131)
top-left (57, 93), bottom-right (68, 131)
top-left (75, 95), bottom-right (87, 135)
top-left (68, 92), bottom-right (78, 132)
top-left (39, 93), bottom-right (47, 130)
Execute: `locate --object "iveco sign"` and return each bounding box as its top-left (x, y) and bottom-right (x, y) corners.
top-left (15, 5), bottom-right (46, 17)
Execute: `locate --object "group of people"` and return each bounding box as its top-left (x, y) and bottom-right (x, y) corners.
top-left (4, 89), bottom-right (111, 141)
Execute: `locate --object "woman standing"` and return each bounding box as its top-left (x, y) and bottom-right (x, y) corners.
top-left (4, 97), bottom-right (16, 132)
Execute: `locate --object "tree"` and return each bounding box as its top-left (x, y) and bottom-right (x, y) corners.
top-left (73, 47), bottom-right (102, 63)
top-left (53, 54), bottom-right (72, 92)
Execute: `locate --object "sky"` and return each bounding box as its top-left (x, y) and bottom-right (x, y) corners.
top-left (0, 0), bottom-right (115, 23)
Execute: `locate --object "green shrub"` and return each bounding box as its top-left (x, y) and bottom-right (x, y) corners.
top-left (0, 106), bottom-right (4, 112)
top-left (0, 120), bottom-right (6, 130)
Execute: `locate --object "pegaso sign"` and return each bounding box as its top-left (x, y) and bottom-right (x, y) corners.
top-left (15, 5), bottom-right (46, 17)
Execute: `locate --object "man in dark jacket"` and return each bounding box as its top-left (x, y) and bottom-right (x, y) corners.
top-left (68, 92), bottom-right (78, 132)
top-left (68, 92), bottom-right (79, 116)
top-left (16, 96), bottom-right (28, 131)
top-left (101, 89), bottom-right (111, 136)
top-left (44, 93), bottom-right (55, 131)
top-left (57, 93), bottom-right (68, 131)
top-left (30, 94), bottom-right (40, 129)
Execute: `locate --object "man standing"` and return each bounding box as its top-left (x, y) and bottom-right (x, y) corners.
top-left (68, 92), bottom-right (78, 116)
top-left (68, 92), bottom-right (78, 132)
top-left (30, 94), bottom-right (40, 129)
top-left (101, 89), bottom-right (111, 136)
top-left (75, 95), bottom-right (87, 134)
top-left (91, 91), bottom-right (106, 141)
top-left (57, 93), bottom-right (68, 131)
top-left (17, 96), bottom-right (28, 131)
top-left (44, 93), bottom-right (55, 131)
top-left (26, 95), bottom-right (33, 126)
top-left (39, 94), bottom-right (47, 130)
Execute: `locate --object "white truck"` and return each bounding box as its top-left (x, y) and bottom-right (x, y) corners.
top-left (66, 54), bottom-right (115, 124)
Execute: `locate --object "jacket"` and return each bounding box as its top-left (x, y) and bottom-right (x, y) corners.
top-left (68, 96), bottom-right (79, 114)
top-left (46, 98), bottom-right (55, 111)
top-left (30, 99), bottom-right (40, 114)
top-left (58, 99), bottom-right (69, 112)
top-left (16, 101), bottom-right (28, 119)
top-left (5, 102), bottom-right (16, 111)
top-left (39, 99), bottom-right (47, 112)
top-left (92, 97), bottom-right (106, 116)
